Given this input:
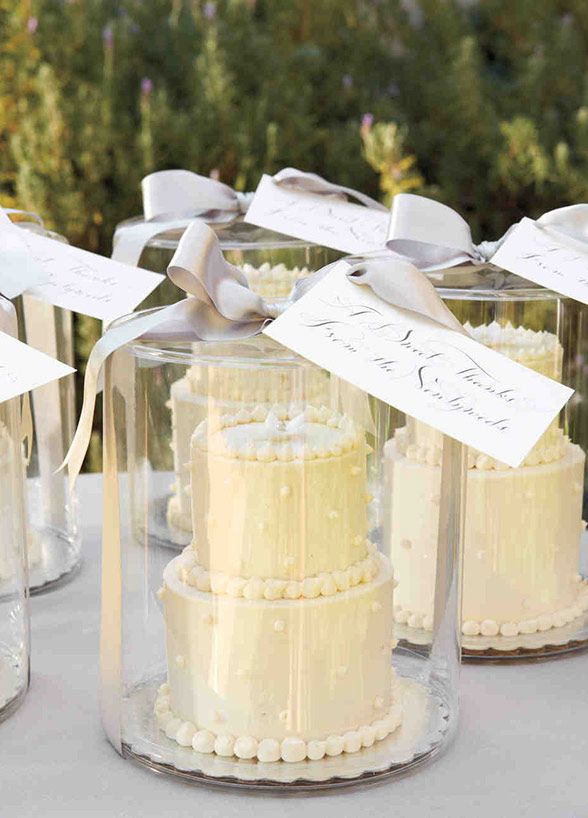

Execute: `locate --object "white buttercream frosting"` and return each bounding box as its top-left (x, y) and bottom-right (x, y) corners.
top-left (193, 405), bottom-right (361, 461)
top-left (155, 682), bottom-right (402, 763)
top-left (241, 262), bottom-right (312, 300)
top-left (394, 576), bottom-right (588, 636)
top-left (395, 425), bottom-right (569, 471)
top-left (176, 541), bottom-right (384, 599)
top-left (463, 321), bottom-right (563, 381)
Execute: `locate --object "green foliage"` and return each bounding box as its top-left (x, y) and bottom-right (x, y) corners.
top-left (3, 0), bottom-right (588, 467)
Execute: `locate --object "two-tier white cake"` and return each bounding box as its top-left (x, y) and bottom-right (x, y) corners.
top-left (156, 405), bottom-right (401, 762)
top-left (385, 322), bottom-right (588, 638)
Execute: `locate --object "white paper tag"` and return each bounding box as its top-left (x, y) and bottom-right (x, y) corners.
top-left (0, 331), bottom-right (75, 403)
top-left (245, 175), bottom-right (389, 254)
top-left (491, 217), bottom-right (588, 304)
top-left (264, 261), bottom-right (572, 467)
top-left (0, 218), bottom-right (165, 321)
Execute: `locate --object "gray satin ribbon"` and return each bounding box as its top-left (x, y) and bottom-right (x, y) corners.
top-left (0, 209), bottom-right (52, 297)
top-left (112, 167), bottom-right (387, 266)
top-left (65, 219), bottom-right (463, 484)
top-left (387, 193), bottom-right (588, 282)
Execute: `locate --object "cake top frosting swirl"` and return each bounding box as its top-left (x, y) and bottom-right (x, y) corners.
top-left (192, 405), bottom-right (361, 461)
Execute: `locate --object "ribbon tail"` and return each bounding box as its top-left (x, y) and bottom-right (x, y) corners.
top-left (349, 256), bottom-right (468, 335)
top-left (60, 308), bottom-right (169, 489)
top-left (112, 218), bottom-right (192, 266)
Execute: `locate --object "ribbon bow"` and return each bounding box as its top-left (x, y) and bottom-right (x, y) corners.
top-left (112, 167), bottom-right (387, 266)
top-left (65, 218), bottom-right (463, 485)
top-left (387, 193), bottom-right (588, 278)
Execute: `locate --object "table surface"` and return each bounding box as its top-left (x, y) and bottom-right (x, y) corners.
top-left (0, 475), bottom-right (586, 818)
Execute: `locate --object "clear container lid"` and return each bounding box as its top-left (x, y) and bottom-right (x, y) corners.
top-left (6, 208), bottom-right (66, 244)
top-left (121, 314), bottom-right (317, 370)
top-left (115, 216), bottom-right (314, 253)
top-left (426, 263), bottom-right (562, 303)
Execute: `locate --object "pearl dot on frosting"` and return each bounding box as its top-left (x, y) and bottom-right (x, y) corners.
top-left (202, 613), bottom-right (214, 625)
top-left (273, 619), bottom-right (285, 633)
top-left (175, 655), bottom-right (185, 669)
top-left (327, 509), bottom-right (339, 520)
top-left (400, 539), bottom-right (412, 550)
top-left (350, 466), bottom-right (361, 476)
top-left (279, 710), bottom-right (289, 723)
top-left (373, 696), bottom-right (384, 710)
top-left (371, 601), bottom-right (382, 613)
top-left (336, 665), bottom-right (348, 678)
top-left (279, 485), bottom-right (291, 498)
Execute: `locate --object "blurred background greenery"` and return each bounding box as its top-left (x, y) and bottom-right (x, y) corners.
top-left (2, 0), bottom-right (588, 467)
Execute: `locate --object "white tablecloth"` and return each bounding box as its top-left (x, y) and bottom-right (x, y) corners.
top-left (0, 475), bottom-right (585, 817)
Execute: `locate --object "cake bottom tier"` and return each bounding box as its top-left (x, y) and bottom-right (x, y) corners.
top-left (159, 553), bottom-right (399, 759)
top-left (386, 440), bottom-right (588, 636)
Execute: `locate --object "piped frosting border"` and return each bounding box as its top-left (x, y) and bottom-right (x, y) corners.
top-left (154, 682), bottom-right (402, 763)
top-left (172, 543), bottom-right (386, 600)
top-left (394, 576), bottom-right (588, 637)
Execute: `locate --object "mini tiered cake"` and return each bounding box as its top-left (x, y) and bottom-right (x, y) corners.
top-left (156, 405), bottom-right (401, 762)
top-left (385, 322), bottom-right (588, 638)
top-left (167, 348), bottom-right (329, 532)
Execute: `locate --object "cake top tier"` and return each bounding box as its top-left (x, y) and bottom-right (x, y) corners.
top-left (193, 405), bottom-right (361, 461)
top-left (464, 321), bottom-right (563, 381)
top-left (242, 262), bottom-right (311, 299)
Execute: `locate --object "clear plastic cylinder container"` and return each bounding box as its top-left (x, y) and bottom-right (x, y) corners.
top-left (7, 210), bottom-right (80, 593)
top-left (100, 325), bottom-right (465, 790)
top-left (0, 299), bottom-right (31, 721)
top-left (392, 263), bottom-right (588, 660)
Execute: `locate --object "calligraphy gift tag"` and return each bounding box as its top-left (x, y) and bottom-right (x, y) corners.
top-left (0, 331), bottom-right (75, 403)
top-left (245, 175), bottom-right (389, 254)
top-left (491, 217), bottom-right (588, 304)
top-left (264, 261), bottom-right (572, 467)
top-left (0, 217), bottom-right (165, 321)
